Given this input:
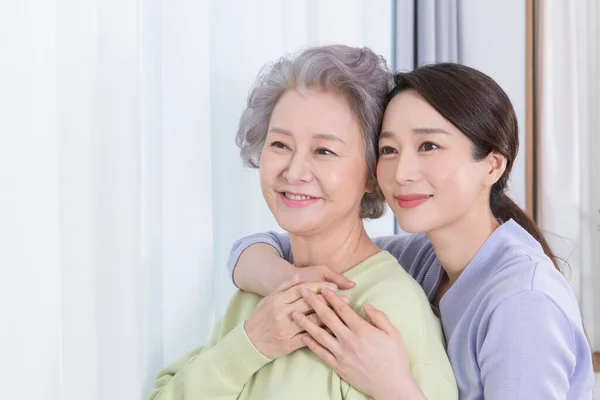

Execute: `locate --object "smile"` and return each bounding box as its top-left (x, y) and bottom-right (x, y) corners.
top-left (395, 194), bottom-right (433, 209)
top-left (280, 192), bottom-right (320, 208)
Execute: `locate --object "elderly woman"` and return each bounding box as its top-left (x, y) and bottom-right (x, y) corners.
top-left (149, 45), bottom-right (457, 400)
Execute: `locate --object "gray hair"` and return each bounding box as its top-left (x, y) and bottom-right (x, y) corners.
top-left (236, 44), bottom-right (391, 219)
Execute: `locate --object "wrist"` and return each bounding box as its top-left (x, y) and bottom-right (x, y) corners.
top-left (267, 260), bottom-right (297, 294)
top-left (243, 319), bottom-right (266, 356)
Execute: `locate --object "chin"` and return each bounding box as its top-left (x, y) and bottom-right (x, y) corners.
top-left (274, 217), bottom-right (318, 235)
top-left (395, 211), bottom-right (438, 234)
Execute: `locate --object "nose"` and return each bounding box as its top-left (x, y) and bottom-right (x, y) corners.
top-left (283, 152), bottom-right (313, 184)
top-left (394, 149), bottom-right (421, 184)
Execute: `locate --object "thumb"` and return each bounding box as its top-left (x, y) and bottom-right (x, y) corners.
top-left (364, 304), bottom-right (398, 336)
top-left (322, 269), bottom-right (355, 290)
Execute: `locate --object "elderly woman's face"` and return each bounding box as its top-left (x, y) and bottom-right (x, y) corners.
top-left (259, 89), bottom-right (369, 235)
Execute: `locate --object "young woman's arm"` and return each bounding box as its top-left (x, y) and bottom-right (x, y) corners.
top-left (227, 231), bottom-right (432, 295)
top-left (228, 232), bottom-right (355, 296)
top-left (479, 290), bottom-right (593, 399)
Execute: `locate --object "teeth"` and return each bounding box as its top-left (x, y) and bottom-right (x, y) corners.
top-left (284, 193), bottom-right (312, 201)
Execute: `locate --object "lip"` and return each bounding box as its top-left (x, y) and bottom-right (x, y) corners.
top-left (395, 193), bottom-right (432, 209)
top-left (279, 191), bottom-right (321, 208)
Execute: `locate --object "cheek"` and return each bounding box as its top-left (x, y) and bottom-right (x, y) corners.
top-left (259, 152), bottom-right (282, 187)
top-left (322, 160), bottom-right (368, 199)
top-left (376, 159), bottom-right (396, 192)
top-left (429, 157), bottom-right (481, 199)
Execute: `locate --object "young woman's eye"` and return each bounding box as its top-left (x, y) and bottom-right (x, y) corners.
top-left (379, 146), bottom-right (398, 156)
top-left (418, 142), bottom-right (440, 152)
top-left (270, 141), bottom-right (289, 150)
top-left (315, 147), bottom-right (335, 156)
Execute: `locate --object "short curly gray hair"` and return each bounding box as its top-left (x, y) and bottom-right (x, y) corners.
top-left (236, 44), bottom-right (391, 219)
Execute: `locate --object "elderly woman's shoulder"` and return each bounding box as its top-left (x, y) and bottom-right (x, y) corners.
top-left (346, 251), bottom-right (431, 313)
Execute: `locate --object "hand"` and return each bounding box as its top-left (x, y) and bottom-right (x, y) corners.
top-left (292, 265), bottom-right (356, 291)
top-left (293, 288), bottom-right (424, 400)
top-left (245, 275), bottom-right (344, 359)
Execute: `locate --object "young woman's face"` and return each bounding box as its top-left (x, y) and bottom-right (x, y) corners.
top-left (259, 89), bottom-right (370, 236)
top-left (377, 90), bottom-right (496, 233)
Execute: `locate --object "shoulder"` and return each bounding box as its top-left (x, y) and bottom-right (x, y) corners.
top-left (373, 232), bottom-right (433, 259)
top-left (373, 233), bottom-right (437, 281)
top-left (349, 252), bottom-right (435, 329)
top-left (486, 252), bottom-right (580, 323)
top-left (351, 252), bottom-right (426, 302)
top-left (480, 279), bottom-right (585, 363)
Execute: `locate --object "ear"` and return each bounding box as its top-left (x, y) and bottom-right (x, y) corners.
top-left (365, 179), bottom-right (378, 194)
top-left (482, 150), bottom-right (507, 187)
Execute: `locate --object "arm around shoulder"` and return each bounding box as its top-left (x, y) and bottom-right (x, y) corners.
top-left (227, 232), bottom-right (294, 295)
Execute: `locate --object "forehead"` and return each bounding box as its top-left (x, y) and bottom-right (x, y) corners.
top-left (269, 89), bottom-right (362, 140)
top-left (383, 90), bottom-right (452, 130)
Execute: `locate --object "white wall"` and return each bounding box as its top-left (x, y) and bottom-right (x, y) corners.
top-left (458, 0), bottom-right (527, 207)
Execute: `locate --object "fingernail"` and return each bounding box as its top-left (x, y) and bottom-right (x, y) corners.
top-left (303, 337), bottom-right (313, 345)
top-left (293, 312), bottom-right (302, 321)
top-left (300, 288), bottom-right (309, 297)
top-left (326, 283), bottom-right (338, 291)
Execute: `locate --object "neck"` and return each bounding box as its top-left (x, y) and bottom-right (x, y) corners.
top-left (427, 202), bottom-right (499, 284)
top-left (289, 217), bottom-right (379, 274)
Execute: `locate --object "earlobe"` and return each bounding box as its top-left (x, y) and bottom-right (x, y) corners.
top-left (365, 179), bottom-right (377, 194)
top-left (485, 151), bottom-right (507, 185)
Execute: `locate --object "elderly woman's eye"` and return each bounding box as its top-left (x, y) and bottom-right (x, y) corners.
top-left (270, 141), bottom-right (288, 149)
top-left (379, 146), bottom-right (397, 155)
top-left (315, 147), bottom-right (335, 156)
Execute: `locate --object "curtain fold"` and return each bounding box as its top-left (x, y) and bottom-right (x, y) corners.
top-left (394, 0), bottom-right (459, 72)
top-left (536, 0), bottom-right (600, 378)
top-left (0, 1), bottom-right (394, 398)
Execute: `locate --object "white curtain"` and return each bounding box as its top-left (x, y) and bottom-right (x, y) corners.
top-left (393, 0), bottom-right (459, 73)
top-left (536, 0), bottom-right (600, 380)
top-left (0, 1), bottom-right (394, 399)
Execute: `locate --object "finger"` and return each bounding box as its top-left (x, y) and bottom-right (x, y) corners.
top-left (339, 294), bottom-right (351, 304)
top-left (302, 336), bottom-right (339, 370)
top-left (281, 282), bottom-right (338, 303)
top-left (364, 304), bottom-right (399, 337)
top-left (289, 332), bottom-right (310, 351)
top-left (305, 313), bottom-right (324, 327)
top-left (321, 288), bottom-right (366, 332)
top-left (289, 295), bottom-right (326, 314)
top-left (273, 274), bottom-right (303, 294)
top-left (293, 311), bottom-right (341, 355)
top-left (321, 269), bottom-right (355, 290)
top-left (300, 287), bottom-right (351, 340)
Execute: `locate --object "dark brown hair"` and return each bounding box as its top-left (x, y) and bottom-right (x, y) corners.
top-left (388, 63), bottom-right (560, 270)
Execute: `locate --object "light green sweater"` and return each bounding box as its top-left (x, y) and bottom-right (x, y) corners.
top-left (149, 251), bottom-right (457, 400)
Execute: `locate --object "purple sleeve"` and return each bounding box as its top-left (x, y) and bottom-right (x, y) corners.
top-left (226, 231), bottom-right (435, 284)
top-left (226, 232), bottom-right (292, 282)
top-left (479, 290), bottom-right (593, 399)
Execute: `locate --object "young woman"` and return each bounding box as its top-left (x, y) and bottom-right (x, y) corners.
top-left (149, 45), bottom-right (457, 400)
top-left (227, 63), bottom-right (595, 399)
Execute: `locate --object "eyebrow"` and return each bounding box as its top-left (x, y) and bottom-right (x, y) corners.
top-left (268, 127), bottom-right (346, 144)
top-left (412, 127), bottom-right (451, 135)
top-left (379, 127), bottom-right (450, 138)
